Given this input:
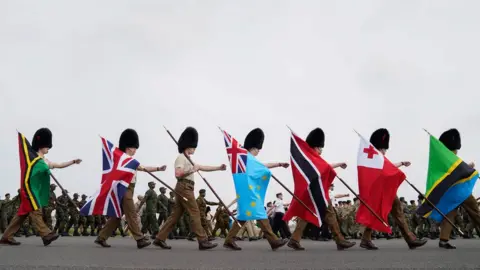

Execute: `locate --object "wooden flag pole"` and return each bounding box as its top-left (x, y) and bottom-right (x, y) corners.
top-left (143, 170), bottom-right (188, 202)
top-left (219, 126), bottom-right (319, 219)
top-left (50, 173), bottom-right (80, 212)
top-left (270, 174), bottom-right (319, 218)
top-left (404, 178), bottom-right (464, 236)
top-left (163, 126), bottom-right (241, 227)
top-left (335, 175), bottom-right (389, 228)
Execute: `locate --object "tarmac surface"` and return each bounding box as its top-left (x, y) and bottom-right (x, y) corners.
top-left (0, 236), bottom-right (479, 269)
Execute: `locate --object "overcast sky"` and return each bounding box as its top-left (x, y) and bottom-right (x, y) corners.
top-left (1, 1), bottom-right (480, 204)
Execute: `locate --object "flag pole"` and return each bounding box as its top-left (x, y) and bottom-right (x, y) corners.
top-left (335, 175), bottom-right (389, 228)
top-left (163, 126), bottom-right (241, 227)
top-left (142, 170), bottom-right (188, 202)
top-left (49, 173), bottom-right (80, 212)
top-left (270, 174), bottom-right (319, 218)
top-left (219, 126), bottom-right (319, 219)
top-left (421, 127), bottom-right (466, 235)
top-left (403, 178), bottom-right (464, 236)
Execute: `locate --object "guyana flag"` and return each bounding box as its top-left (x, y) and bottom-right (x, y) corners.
top-left (18, 132), bottom-right (51, 215)
top-left (416, 135), bottom-right (478, 222)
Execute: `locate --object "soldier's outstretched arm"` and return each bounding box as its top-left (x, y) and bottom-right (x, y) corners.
top-left (206, 200), bottom-right (220, 206)
top-left (49, 159), bottom-right (82, 169)
top-left (137, 165), bottom-right (166, 172)
top-left (264, 162), bottom-right (289, 169)
top-left (198, 164), bottom-right (227, 172)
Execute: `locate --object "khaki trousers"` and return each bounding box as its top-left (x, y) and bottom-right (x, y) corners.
top-left (156, 182), bottom-right (206, 242)
top-left (362, 196), bottom-right (415, 243)
top-left (2, 209), bottom-right (50, 240)
top-left (98, 187), bottom-right (143, 241)
top-left (440, 195), bottom-right (480, 240)
top-left (226, 219), bottom-right (277, 244)
top-left (237, 220), bottom-right (256, 238)
top-left (291, 202), bottom-right (345, 243)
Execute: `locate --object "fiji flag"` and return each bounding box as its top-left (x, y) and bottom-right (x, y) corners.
top-left (222, 130), bottom-right (271, 221)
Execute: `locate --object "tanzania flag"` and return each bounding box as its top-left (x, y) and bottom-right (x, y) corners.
top-left (416, 135), bottom-right (478, 222)
top-left (18, 132), bottom-right (51, 215)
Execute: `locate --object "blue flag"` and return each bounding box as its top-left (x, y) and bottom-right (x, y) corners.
top-left (222, 130), bottom-right (271, 221)
top-left (233, 152), bottom-right (272, 220)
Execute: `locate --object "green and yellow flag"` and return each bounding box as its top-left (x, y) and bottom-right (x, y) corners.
top-left (18, 132), bottom-right (51, 215)
top-left (416, 135), bottom-right (478, 222)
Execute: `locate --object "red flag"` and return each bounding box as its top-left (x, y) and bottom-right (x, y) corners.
top-left (283, 132), bottom-right (336, 227)
top-left (355, 135), bottom-right (406, 233)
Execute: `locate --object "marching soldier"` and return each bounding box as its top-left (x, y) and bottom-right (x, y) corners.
top-left (94, 128), bottom-right (166, 249)
top-left (154, 126), bottom-right (226, 250)
top-left (196, 189), bottom-right (219, 241)
top-left (42, 184), bottom-right (57, 231)
top-left (436, 129), bottom-right (480, 249)
top-left (65, 193), bottom-right (80, 236)
top-left (55, 190), bottom-right (70, 236)
top-left (223, 128), bottom-right (289, 251)
top-left (287, 128), bottom-right (356, 251)
top-left (359, 128), bottom-right (427, 250)
top-left (139, 181), bottom-right (159, 238)
top-left (157, 187), bottom-right (169, 228)
top-left (0, 127), bottom-right (82, 246)
top-left (78, 194), bottom-right (89, 236)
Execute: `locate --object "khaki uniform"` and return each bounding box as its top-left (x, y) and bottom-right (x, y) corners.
top-left (440, 195), bottom-right (480, 240)
top-left (291, 202), bottom-right (346, 244)
top-left (196, 196), bottom-right (218, 237)
top-left (98, 175), bottom-right (144, 242)
top-left (363, 196), bottom-right (416, 243)
top-left (156, 154), bottom-right (207, 242)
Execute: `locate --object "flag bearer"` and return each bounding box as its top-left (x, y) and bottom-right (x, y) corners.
top-left (0, 128), bottom-right (81, 246)
top-left (360, 128), bottom-right (427, 250)
top-left (287, 128), bottom-right (356, 251)
top-left (223, 128), bottom-right (289, 251)
top-left (153, 127), bottom-right (226, 250)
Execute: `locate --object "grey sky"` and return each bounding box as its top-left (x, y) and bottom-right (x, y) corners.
top-left (1, 1), bottom-right (480, 203)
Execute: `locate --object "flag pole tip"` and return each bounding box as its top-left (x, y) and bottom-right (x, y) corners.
top-left (286, 125), bottom-right (293, 132)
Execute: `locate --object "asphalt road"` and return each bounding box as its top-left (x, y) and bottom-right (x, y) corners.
top-left (0, 236), bottom-right (479, 269)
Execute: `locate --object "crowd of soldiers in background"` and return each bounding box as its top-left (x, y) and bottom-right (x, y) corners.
top-left (2, 182), bottom-right (480, 241)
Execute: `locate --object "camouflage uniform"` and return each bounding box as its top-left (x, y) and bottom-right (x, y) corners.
top-left (66, 193), bottom-right (80, 236)
top-left (196, 189), bottom-right (219, 239)
top-left (55, 192), bottom-right (69, 235)
top-left (142, 182), bottom-right (158, 236)
top-left (212, 206), bottom-right (229, 237)
top-left (167, 193), bottom-right (178, 239)
top-left (43, 184), bottom-right (57, 230)
top-left (78, 195), bottom-right (89, 236)
top-left (157, 187), bottom-right (169, 228)
top-left (0, 195), bottom-right (12, 233)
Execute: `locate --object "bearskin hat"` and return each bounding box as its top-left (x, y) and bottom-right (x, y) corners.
top-left (32, 128), bottom-right (53, 151)
top-left (370, 128), bottom-right (390, 150)
top-left (178, 127), bottom-right (198, 153)
top-left (243, 128), bottom-right (264, 150)
top-left (439, 128), bottom-right (461, 151)
top-left (306, 128), bottom-right (325, 148)
top-left (119, 129), bottom-right (139, 152)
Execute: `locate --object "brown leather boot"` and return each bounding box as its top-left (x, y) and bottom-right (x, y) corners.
top-left (336, 240), bottom-right (356, 250)
top-left (360, 240), bottom-right (378, 250)
top-left (137, 237), bottom-right (151, 249)
top-left (407, 238), bottom-right (427, 249)
top-left (0, 238), bottom-right (21, 245)
top-left (287, 239), bottom-right (305, 251)
top-left (270, 238), bottom-right (288, 251)
top-left (94, 237), bottom-right (111, 248)
top-left (42, 233), bottom-right (60, 246)
top-left (223, 240), bottom-right (242, 250)
top-left (198, 239), bottom-right (218, 250)
top-left (153, 239), bottom-right (171, 249)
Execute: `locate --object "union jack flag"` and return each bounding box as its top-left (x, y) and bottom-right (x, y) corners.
top-left (80, 137), bottom-right (140, 218)
top-left (223, 130), bottom-right (248, 174)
